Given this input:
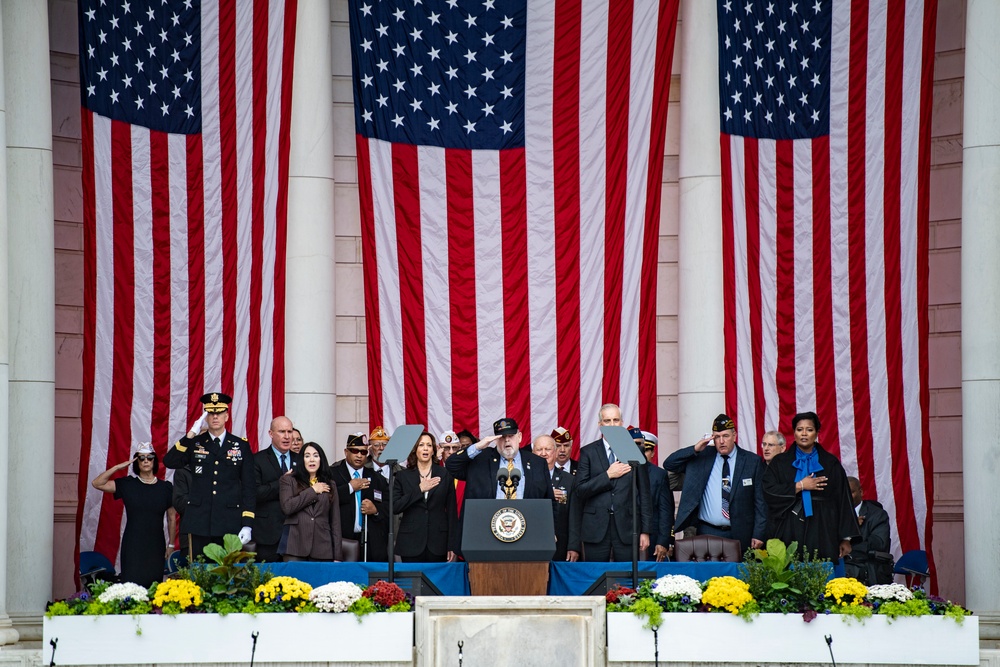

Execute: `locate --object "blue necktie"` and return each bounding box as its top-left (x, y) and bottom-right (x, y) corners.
top-left (353, 470), bottom-right (362, 532)
top-left (280, 453), bottom-right (288, 473)
top-left (608, 448), bottom-right (615, 465)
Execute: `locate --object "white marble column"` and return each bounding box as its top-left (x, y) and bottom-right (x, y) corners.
top-left (0, 0), bottom-right (18, 646)
top-left (3, 1), bottom-right (54, 641)
top-left (961, 0), bottom-right (1000, 616)
top-left (676, 1), bottom-right (725, 445)
top-left (284, 0), bottom-right (337, 448)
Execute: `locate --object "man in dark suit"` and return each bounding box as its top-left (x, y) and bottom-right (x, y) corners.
top-left (639, 431), bottom-right (675, 561)
top-left (253, 415), bottom-right (295, 562)
top-left (163, 392), bottom-right (255, 561)
top-left (330, 433), bottom-right (389, 561)
top-left (446, 418), bottom-right (555, 553)
top-left (552, 427), bottom-right (577, 475)
top-left (446, 418), bottom-right (554, 502)
top-left (573, 404), bottom-right (653, 562)
top-left (844, 476), bottom-right (893, 584)
top-left (664, 413), bottom-right (767, 554)
top-left (531, 434), bottom-right (577, 561)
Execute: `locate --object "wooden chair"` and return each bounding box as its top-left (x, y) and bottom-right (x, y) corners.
top-left (672, 535), bottom-right (743, 563)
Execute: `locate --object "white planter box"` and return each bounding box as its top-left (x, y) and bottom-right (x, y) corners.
top-left (43, 612), bottom-right (414, 665)
top-left (606, 612), bottom-right (979, 665)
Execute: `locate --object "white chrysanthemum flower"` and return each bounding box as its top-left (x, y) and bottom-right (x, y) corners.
top-left (97, 582), bottom-right (149, 604)
top-left (866, 583), bottom-right (914, 602)
top-left (651, 574), bottom-right (703, 603)
top-left (309, 581), bottom-right (364, 612)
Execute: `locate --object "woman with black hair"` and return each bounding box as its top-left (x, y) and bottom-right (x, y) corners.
top-left (91, 443), bottom-right (176, 586)
top-left (279, 442), bottom-right (342, 561)
top-left (393, 431), bottom-right (457, 562)
top-left (763, 411), bottom-right (859, 560)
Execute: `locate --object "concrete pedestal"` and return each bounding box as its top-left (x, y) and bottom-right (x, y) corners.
top-left (415, 596), bottom-right (605, 667)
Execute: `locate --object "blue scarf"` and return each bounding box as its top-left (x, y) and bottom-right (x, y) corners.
top-left (793, 447), bottom-right (823, 517)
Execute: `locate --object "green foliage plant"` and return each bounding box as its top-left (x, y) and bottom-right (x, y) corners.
top-left (174, 533), bottom-right (272, 613)
top-left (739, 539), bottom-right (830, 614)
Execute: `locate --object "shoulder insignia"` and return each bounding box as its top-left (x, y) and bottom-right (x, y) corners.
top-left (242, 436), bottom-right (248, 441)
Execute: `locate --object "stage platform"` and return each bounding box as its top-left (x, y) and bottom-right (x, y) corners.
top-left (261, 560), bottom-right (741, 596)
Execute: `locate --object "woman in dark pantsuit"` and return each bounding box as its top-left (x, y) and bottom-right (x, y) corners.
top-left (393, 432), bottom-right (457, 562)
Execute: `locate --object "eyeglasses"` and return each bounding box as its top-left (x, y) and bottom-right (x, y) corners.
top-left (345, 447), bottom-right (368, 455)
top-left (136, 455), bottom-right (155, 461)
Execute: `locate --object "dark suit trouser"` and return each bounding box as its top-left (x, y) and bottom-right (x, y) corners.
top-left (255, 542), bottom-right (281, 563)
top-left (583, 514), bottom-right (632, 562)
top-left (695, 521), bottom-right (734, 540)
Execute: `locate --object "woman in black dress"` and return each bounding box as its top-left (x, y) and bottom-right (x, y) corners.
top-left (393, 432), bottom-right (457, 562)
top-left (763, 412), bottom-right (859, 561)
top-left (91, 443), bottom-right (176, 587)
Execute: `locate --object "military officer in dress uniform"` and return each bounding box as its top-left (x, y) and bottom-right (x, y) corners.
top-left (164, 392), bottom-right (256, 561)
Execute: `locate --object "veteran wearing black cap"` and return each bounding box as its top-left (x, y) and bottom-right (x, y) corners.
top-left (663, 413), bottom-right (768, 553)
top-left (446, 418), bottom-right (554, 502)
top-left (164, 392), bottom-right (256, 560)
top-left (330, 433), bottom-right (389, 562)
top-left (445, 417), bottom-right (555, 553)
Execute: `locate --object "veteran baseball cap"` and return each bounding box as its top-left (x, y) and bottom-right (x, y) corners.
top-left (493, 418), bottom-right (519, 436)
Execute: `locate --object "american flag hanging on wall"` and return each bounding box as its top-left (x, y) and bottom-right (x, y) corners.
top-left (718, 0), bottom-right (937, 565)
top-left (75, 0), bottom-right (297, 564)
top-left (352, 0), bottom-right (678, 449)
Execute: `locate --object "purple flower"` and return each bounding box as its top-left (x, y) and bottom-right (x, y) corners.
top-left (817, 593), bottom-right (825, 601)
top-left (780, 598), bottom-right (788, 606)
top-left (681, 596), bottom-right (690, 604)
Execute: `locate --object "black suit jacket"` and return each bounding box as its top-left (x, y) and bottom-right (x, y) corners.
top-left (445, 446), bottom-right (555, 502)
top-left (664, 444), bottom-right (767, 553)
top-left (551, 466), bottom-right (575, 560)
top-left (392, 464), bottom-right (457, 558)
top-left (645, 463), bottom-right (676, 550)
top-left (330, 461), bottom-right (389, 562)
top-left (574, 439), bottom-right (653, 545)
top-left (254, 447), bottom-right (292, 546)
top-left (163, 430), bottom-right (255, 537)
top-left (446, 445), bottom-right (556, 556)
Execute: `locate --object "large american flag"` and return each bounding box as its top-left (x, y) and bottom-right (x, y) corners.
top-left (75, 0), bottom-right (297, 563)
top-left (718, 0), bottom-right (937, 565)
top-left (352, 0), bottom-right (679, 449)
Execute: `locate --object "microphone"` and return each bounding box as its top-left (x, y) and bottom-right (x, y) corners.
top-left (509, 468), bottom-right (522, 486)
top-left (497, 467), bottom-right (510, 489)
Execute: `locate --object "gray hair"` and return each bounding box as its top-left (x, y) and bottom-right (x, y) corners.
top-left (763, 430), bottom-right (786, 447)
top-left (532, 434), bottom-right (556, 451)
top-left (598, 403), bottom-right (621, 421)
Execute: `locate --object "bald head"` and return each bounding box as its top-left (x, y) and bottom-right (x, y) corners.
top-left (269, 416), bottom-right (294, 454)
top-left (532, 434), bottom-right (557, 468)
top-left (848, 476), bottom-right (862, 506)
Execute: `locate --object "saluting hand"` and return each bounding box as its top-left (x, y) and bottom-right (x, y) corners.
top-left (476, 435), bottom-right (501, 450)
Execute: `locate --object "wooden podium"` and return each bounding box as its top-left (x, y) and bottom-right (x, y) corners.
top-left (468, 561), bottom-right (549, 595)
top-left (461, 499), bottom-right (556, 596)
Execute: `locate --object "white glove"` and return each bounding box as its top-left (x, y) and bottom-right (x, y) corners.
top-left (238, 527), bottom-right (252, 545)
top-left (188, 411), bottom-right (208, 436)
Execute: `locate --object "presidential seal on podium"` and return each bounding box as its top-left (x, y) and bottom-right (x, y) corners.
top-left (490, 506), bottom-right (526, 543)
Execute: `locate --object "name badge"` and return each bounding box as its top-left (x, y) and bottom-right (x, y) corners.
top-left (373, 490), bottom-right (383, 502)
top-left (742, 478), bottom-right (753, 487)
